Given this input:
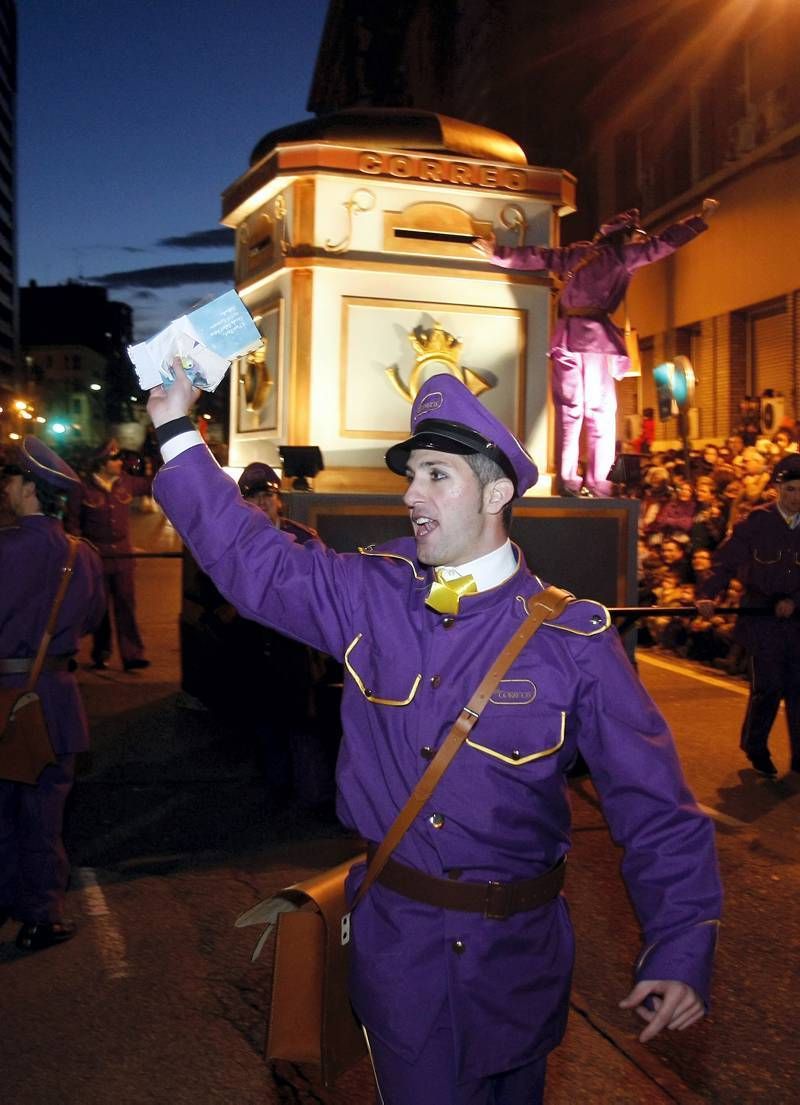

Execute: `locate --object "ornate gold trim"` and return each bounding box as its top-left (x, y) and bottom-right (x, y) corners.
top-left (235, 298), bottom-right (283, 435)
top-left (500, 204), bottom-right (529, 247)
top-left (386, 321), bottom-right (492, 403)
top-left (339, 295), bottom-right (527, 439)
top-left (358, 546), bottom-right (426, 581)
top-left (324, 187), bottom-right (376, 253)
top-left (382, 201), bottom-right (493, 258)
top-left (288, 270), bottom-right (313, 443)
top-left (273, 193), bottom-right (290, 256)
top-left (467, 712), bottom-right (566, 764)
top-left (234, 250), bottom-right (551, 290)
top-left (291, 177), bottom-right (315, 253)
top-left (344, 633), bottom-right (422, 706)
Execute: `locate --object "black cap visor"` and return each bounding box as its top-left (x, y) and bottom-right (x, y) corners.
top-left (385, 418), bottom-right (517, 491)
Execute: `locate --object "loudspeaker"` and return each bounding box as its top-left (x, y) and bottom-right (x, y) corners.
top-left (761, 395), bottom-right (785, 432)
top-left (607, 453), bottom-right (642, 485)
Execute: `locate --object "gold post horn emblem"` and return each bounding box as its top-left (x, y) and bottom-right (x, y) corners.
top-left (386, 321), bottom-right (492, 402)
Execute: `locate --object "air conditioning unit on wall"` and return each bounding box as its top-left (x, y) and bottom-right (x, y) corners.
top-left (761, 395), bottom-right (785, 433)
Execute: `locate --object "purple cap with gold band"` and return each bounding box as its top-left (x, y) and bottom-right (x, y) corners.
top-left (11, 435), bottom-right (81, 492)
top-left (384, 373), bottom-right (538, 495)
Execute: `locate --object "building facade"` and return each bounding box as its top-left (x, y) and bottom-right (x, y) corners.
top-left (17, 281), bottom-right (134, 448)
top-left (310, 0), bottom-right (800, 447)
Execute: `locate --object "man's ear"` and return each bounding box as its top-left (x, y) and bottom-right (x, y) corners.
top-left (484, 477), bottom-right (515, 516)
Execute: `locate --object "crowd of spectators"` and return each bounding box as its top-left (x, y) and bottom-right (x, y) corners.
top-left (616, 422), bottom-right (800, 674)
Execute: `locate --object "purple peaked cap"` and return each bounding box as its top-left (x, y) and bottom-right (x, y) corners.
top-left (385, 373), bottom-right (538, 495)
top-left (238, 462), bottom-right (281, 496)
top-left (14, 435), bottom-right (81, 493)
top-left (596, 208), bottom-right (644, 239)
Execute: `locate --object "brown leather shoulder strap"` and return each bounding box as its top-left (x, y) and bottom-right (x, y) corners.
top-left (353, 585), bottom-right (572, 906)
top-left (26, 535), bottom-right (80, 691)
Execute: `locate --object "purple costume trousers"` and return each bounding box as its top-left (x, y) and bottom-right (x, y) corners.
top-left (741, 632), bottom-right (800, 761)
top-left (93, 560), bottom-right (145, 666)
top-left (367, 1000), bottom-right (547, 1105)
top-left (552, 350), bottom-right (617, 495)
top-left (0, 755), bottom-right (75, 923)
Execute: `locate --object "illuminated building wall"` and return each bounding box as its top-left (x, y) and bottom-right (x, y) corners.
top-left (310, 0), bottom-right (800, 443)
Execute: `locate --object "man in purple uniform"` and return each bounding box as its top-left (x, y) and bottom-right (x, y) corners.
top-left (77, 441), bottom-right (152, 671)
top-left (476, 199), bottom-right (719, 497)
top-left (147, 369), bottom-right (721, 1105)
top-left (0, 438), bottom-right (105, 951)
top-left (697, 453), bottom-right (800, 777)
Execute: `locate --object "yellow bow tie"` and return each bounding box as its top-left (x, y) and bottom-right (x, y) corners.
top-left (425, 569), bottom-right (477, 615)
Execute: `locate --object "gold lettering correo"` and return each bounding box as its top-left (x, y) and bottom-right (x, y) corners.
top-left (358, 152), bottom-right (383, 175)
top-left (385, 321), bottom-right (492, 403)
top-left (388, 155), bottom-right (414, 178)
top-left (356, 151), bottom-right (531, 192)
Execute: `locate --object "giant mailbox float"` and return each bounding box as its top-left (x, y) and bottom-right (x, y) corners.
top-left (221, 108), bottom-right (580, 495)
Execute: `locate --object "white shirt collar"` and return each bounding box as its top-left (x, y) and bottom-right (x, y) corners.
top-left (777, 503), bottom-right (799, 528)
top-left (93, 473), bottom-right (119, 493)
top-left (436, 539), bottom-right (517, 591)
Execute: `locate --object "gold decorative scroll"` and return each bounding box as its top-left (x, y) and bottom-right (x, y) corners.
top-left (238, 342), bottom-right (273, 412)
top-left (500, 204), bottom-right (528, 246)
top-left (273, 193), bottom-right (290, 256)
top-left (324, 188), bottom-right (376, 253)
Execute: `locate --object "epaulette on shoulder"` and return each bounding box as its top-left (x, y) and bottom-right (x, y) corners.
top-left (545, 596), bottom-right (610, 637)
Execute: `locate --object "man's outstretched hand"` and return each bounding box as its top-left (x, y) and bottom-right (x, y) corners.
top-left (146, 359), bottom-right (202, 428)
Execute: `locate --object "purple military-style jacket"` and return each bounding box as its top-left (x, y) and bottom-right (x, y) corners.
top-left (155, 445), bottom-right (721, 1081)
top-left (78, 472), bottom-right (152, 570)
top-left (491, 215), bottom-right (708, 379)
top-left (0, 516), bottom-right (105, 754)
top-left (698, 502), bottom-right (800, 648)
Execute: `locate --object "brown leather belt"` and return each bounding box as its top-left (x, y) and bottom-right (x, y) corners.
top-left (0, 655), bottom-right (75, 674)
top-left (366, 845), bottom-right (565, 920)
top-left (559, 306), bottom-right (607, 320)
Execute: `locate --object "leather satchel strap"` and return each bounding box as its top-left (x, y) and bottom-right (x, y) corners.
top-left (353, 585), bottom-right (572, 908)
top-left (25, 536), bottom-right (80, 692)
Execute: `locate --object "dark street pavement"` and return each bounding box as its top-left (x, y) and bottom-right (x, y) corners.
top-left (1, 509), bottom-right (798, 1104)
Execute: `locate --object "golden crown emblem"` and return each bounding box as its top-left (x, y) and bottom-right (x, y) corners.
top-left (386, 321), bottom-right (492, 402)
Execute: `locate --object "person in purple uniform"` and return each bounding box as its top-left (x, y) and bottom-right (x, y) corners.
top-left (475, 199), bottom-right (719, 497)
top-left (77, 440), bottom-right (152, 672)
top-left (696, 453), bottom-right (800, 778)
top-left (147, 369), bottom-right (721, 1105)
top-left (0, 438), bottom-right (105, 951)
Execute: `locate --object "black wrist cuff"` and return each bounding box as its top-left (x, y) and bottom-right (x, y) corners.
top-left (155, 416), bottom-right (195, 447)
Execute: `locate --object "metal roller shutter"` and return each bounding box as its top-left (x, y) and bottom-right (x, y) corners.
top-left (750, 298), bottom-right (796, 420)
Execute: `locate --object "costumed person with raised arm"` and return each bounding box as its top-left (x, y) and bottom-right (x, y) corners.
top-left (146, 367), bottom-right (721, 1105)
top-left (475, 198), bottom-right (719, 497)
